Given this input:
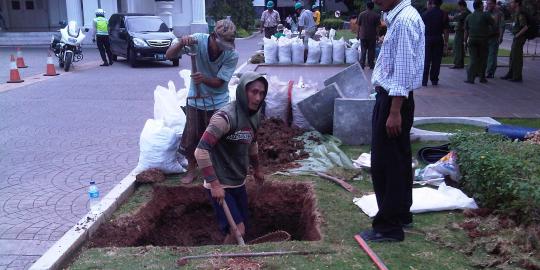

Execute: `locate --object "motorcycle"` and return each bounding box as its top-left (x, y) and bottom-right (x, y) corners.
top-left (50, 21), bottom-right (89, 72)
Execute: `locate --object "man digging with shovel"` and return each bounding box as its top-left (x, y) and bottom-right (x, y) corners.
top-left (166, 20), bottom-right (239, 184)
top-left (194, 72), bottom-right (267, 244)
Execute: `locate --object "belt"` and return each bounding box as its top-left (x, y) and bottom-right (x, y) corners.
top-left (375, 86), bottom-right (387, 95)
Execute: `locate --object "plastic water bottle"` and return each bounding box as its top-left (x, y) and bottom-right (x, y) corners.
top-left (88, 181), bottom-right (100, 215)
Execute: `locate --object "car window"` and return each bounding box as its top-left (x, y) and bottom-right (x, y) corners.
top-left (126, 17), bottom-right (169, 32)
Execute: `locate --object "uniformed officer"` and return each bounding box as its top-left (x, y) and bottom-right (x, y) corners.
top-left (450, 0), bottom-right (470, 69)
top-left (93, 9), bottom-right (113, 66)
top-left (486, 0), bottom-right (504, 78)
top-left (464, 0), bottom-right (494, 84)
top-left (501, 0), bottom-right (529, 82)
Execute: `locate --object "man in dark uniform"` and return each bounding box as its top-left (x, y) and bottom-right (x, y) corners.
top-left (450, 0), bottom-right (470, 69)
top-left (501, 0), bottom-right (529, 82)
top-left (421, 0), bottom-right (449, 86)
top-left (464, 0), bottom-right (494, 84)
top-left (486, 0), bottom-right (504, 78)
top-left (357, 1), bottom-right (381, 69)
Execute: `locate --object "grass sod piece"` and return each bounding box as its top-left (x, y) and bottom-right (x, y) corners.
top-left (415, 123), bottom-right (486, 134)
top-left (495, 118), bottom-right (540, 129)
top-left (70, 152), bottom-right (474, 269)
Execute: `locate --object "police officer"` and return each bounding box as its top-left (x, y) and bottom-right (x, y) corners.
top-left (449, 0), bottom-right (470, 69)
top-left (93, 9), bottom-right (113, 66)
top-left (486, 0), bottom-right (504, 78)
top-left (421, 0), bottom-right (450, 86)
top-left (464, 0), bottom-right (494, 84)
top-left (501, 0), bottom-right (529, 82)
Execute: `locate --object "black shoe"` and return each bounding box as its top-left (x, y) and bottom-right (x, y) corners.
top-left (100, 63), bottom-right (109, 66)
top-left (486, 74), bottom-right (494, 78)
top-left (403, 223), bottom-right (414, 229)
top-left (464, 80), bottom-right (474, 84)
top-left (422, 82), bottom-right (428, 87)
top-left (509, 78), bottom-right (523, 82)
top-left (449, 66), bottom-right (464, 69)
top-left (480, 78), bottom-right (488, 83)
top-left (358, 230), bottom-right (403, 242)
top-left (500, 75), bottom-right (510, 80)
top-left (109, 61), bottom-right (113, 65)
top-left (432, 81), bottom-right (438, 86)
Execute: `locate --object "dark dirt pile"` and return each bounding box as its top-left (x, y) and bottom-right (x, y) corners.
top-left (135, 168), bottom-right (166, 184)
top-left (89, 182), bottom-right (321, 248)
top-left (257, 118), bottom-right (309, 173)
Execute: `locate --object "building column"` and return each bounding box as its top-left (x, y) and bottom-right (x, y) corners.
top-left (65, 0), bottom-right (83, 26)
top-left (156, 0), bottom-right (174, 28)
top-left (190, 0), bottom-right (207, 33)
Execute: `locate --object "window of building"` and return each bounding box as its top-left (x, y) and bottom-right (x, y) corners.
top-left (25, 1), bottom-right (34, 10)
top-left (11, 1), bottom-right (21, 10)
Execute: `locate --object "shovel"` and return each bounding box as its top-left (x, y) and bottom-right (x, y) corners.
top-left (221, 200), bottom-right (245, 246)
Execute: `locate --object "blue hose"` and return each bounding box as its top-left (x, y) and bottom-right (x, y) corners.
top-left (486, 124), bottom-right (539, 141)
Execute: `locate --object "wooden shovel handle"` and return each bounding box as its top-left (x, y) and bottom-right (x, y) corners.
top-left (222, 201), bottom-right (245, 246)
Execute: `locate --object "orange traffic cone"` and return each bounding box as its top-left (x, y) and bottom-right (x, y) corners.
top-left (43, 51), bottom-right (59, 76)
top-left (7, 55), bottom-right (24, 83)
top-left (16, 48), bottom-right (28, 68)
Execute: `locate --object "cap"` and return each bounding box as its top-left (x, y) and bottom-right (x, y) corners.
top-left (277, 24), bottom-right (284, 31)
top-left (267, 1), bottom-right (274, 8)
top-left (295, 2), bottom-right (303, 10)
top-left (95, 8), bottom-right (105, 15)
top-left (214, 19), bottom-right (236, 50)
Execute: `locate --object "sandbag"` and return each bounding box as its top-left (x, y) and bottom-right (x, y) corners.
top-left (320, 38), bottom-right (333, 64)
top-left (154, 80), bottom-right (186, 134)
top-left (263, 37), bottom-right (278, 64)
top-left (265, 76), bottom-right (290, 121)
top-left (291, 37), bottom-right (305, 64)
top-left (278, 37), bottom-right (292, 64)
top-left (134, 119), bottom-right (186, 174)
top-left (332, 37), bottom-right (346, 64)
top-left (291, 77), bottom-right (318, 129)
top-left (306, 38), bottom-right (321, 64)
top-left (346, 39), bottom-right (360, 64)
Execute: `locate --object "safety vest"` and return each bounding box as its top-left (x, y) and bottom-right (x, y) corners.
top-left (94, 17), bottom-right (108, 36)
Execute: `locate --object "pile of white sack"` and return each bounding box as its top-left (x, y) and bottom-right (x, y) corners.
top-left (263, 28), bottom-right (361, 65)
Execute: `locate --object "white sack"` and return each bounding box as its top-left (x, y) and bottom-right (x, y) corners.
top-left (264, 37), bottom-right (278, 64)
top-left (278, 37), bottom-right (292, 64)
top-left (319, 38), bottom-right (333, 64)
top-left (329, 29), bottom-right (336, 40)
top-left (346, 39), bottom-right (360, 64)
top-left (134, 119), bottom-right (186, 174)
top-left (306, 38), bottom-right (321, 64)
top-left (228, 76), bottom-right (240, 101)
top-left (353, 183), bottom-right (478, 218)
top-left (265, 76), bottom-right (290, 121)
top-left (332, 37), bottom-right (346, 64)
top-left (154, 80), bottom-right (186, 134)
top-left (291, 77), bottom-right (319, 129)
top-left (177, 69), bottom-right (191, 105)
top-left (291, 37), bottom-right (305, 64)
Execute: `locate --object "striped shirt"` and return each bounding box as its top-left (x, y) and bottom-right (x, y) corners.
top-left (261, 10), bottom-right (281, 28)
top-left (371, 0), bottom-right (425, 97)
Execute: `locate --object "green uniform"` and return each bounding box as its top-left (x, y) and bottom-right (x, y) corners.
top-left (465, 10), bottom-right (494, 82)
top-left (453, 9), bottom-right (471, 68)
top-left (504, 11), bottom-right (528, 80)
top-left (486, 9), bottom-right (504, 76)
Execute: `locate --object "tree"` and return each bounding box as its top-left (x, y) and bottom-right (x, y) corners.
top-left (208, 0), bottom-right (255, 31)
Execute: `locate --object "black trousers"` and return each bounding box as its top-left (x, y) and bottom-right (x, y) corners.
top-left (360, 38), bottom-right (376, 69)
top-left (96, 35), bottom-right (113, 64)
top-left (264, 26), bottom-right (277, 39)
top-left (423, 38), bottom-right (444, 84)
top-left (370, 87), bottom-right (414, 239)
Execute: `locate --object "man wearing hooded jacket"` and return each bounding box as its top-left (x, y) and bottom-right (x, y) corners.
top-left (195, 72), bottom-right (267, 244)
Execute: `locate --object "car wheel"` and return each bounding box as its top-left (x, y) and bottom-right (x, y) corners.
top-left (128, 47), bottom-right (138, 68)
top-left (172, 59), bottom-right (179, 67)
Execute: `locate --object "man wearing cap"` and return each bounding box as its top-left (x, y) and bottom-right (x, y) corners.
top-left (261, 1), bottom-right (281, 39)
top-left (166, 20), bottom-right (239, 184)
top-left (312, 5), bottom-right (321, 27)
top-left (296, 2), bottom-right (317, 45)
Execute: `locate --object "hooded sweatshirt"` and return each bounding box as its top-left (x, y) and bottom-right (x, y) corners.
top-left (195, 72), bottom-right (268, 188)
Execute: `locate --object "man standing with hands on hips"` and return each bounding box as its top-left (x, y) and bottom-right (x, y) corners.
top-left (358, 0), bottom-right (425, 242)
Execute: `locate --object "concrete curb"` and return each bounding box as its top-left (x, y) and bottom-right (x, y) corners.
top-left (29, 169), bottom-right (138, 270)
top-left (411, 116), bottom-right (501, 141)
top-left (236, 32), bottom-right (260, 40)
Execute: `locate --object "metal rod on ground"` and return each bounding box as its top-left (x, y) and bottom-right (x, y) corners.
top-left (222, 201), bottom-right (245, 246)
top-left (177, 250), bottom-right (335, 266)
top-left (354, 235), bottom-right (389, 270)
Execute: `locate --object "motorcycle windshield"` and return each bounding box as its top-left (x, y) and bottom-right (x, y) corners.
top-left (67, 21), bottom-right (80, 38)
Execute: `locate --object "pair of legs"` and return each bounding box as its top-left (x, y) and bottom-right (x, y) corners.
top-left (264, 26), bottom-right (277, 39)
top-left (466, 38), bottom-right (488, 83)
top-left (208, 185), bottom-right (248, 244)
top-left (486, 36), bottom-right (499, 77)
top-left (359, 38), bottom-right (376, 69)
top-left (180, 106), bottom-right (216, 184)
top-left (452, 31), bottom-right (465, 68)
top-left (362, 87), bottom-right (414, 242)
top-left (96, 35), bottom-right (113, 66)
top-left (502, 36), bottom-right (525, 81)
top-left (423, 38), bottom-right (444, 86)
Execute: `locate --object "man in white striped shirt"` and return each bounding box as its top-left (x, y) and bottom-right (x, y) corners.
top-left (359, 0), bottom-right (425, 242)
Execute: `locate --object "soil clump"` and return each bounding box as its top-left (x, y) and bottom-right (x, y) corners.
top-left (135, 168), bottom-right (166, 184)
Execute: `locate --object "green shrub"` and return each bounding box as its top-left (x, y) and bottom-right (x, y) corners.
top-left (441, 3), bottom-right (459, 14)
top-left (321, 18), bottom-right (344, 29)
top-left (450, 133), bottom-right (540, 224)
top-left (236, 28), bottom-right (251, 38)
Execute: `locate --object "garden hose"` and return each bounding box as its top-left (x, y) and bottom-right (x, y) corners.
top-left (417, 143), bottom-right (450, 164)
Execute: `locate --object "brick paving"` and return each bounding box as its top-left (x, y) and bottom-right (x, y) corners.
top-left (0, 32), bottom-right (538, 269)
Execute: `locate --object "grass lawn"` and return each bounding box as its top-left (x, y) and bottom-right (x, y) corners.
top-left (69, 140), bottom-right (480, 270)
top-left (495, 118), bottom-right (540, 129)
top-left (415, 123), bottom-right (486, 133)
top-left (335, 29), bottom-right (357, 41)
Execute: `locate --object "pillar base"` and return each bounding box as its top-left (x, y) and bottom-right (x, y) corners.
top-left (190, 22), bottom-right (208, 34)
